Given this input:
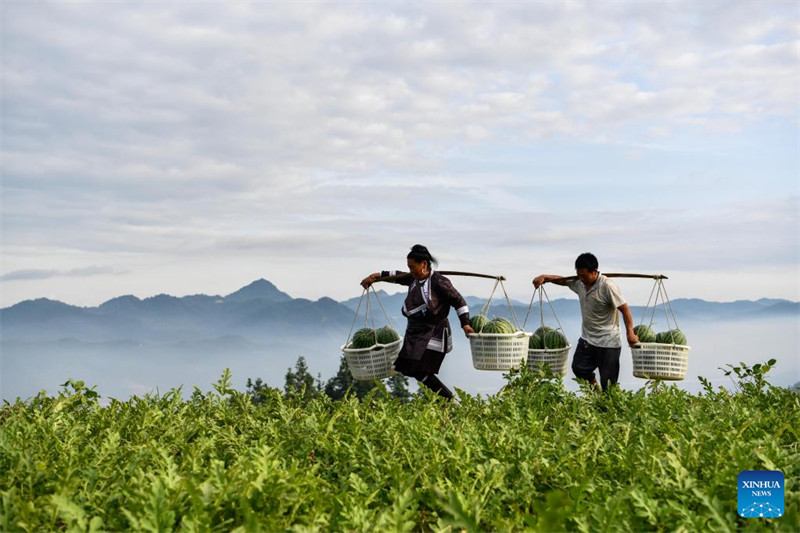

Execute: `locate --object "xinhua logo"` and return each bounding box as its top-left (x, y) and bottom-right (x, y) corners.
top-left (738, 470), bottom-right (784, 518)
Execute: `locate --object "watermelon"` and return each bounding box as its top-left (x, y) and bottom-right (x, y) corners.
top-left (482, 317), bottom-right (516, 334)
top-left (481, 320), bottom-right (504, 334)
top-left (494, 317), bottom-right (516, 333)
top-left (534, 326), bottom-right (555, 338)
top-left (528, 333), bottom-right (544, 350)
top-left (633, 324), bottom-right (656, 343)
top-left (376, 325), bottom-right (400, 344)
top-left (544, 329), bottom-right (568, 350)
top-left (350, 328), bottom-right (377, 349)
top-left (470, 315), bottom-right (489, 333)
top-left (656, 329), bottom-right (687, 345)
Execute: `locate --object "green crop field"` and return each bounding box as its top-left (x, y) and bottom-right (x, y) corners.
top-left (1, 362), bottom-right (798, 532)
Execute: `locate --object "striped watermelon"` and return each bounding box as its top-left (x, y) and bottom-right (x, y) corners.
top-left (544, 329), bottom-right (568, 350)
top-left (351, 328), bottom-right (377, 349)
top-left (376, 325), bottom-right (400, 344)
top-left (656, 329), bottom-right (687, 345)
top-left (534, 326), bottom-right (555, 338)
top-left (494, 317), bottom-right (516, 333)
top-left (470, 315), bottom-right (489, 333)
top-left (633, 324), bottom-right (656, 343)
top-left (483, 317), bottom-right (516, 334)
top-left (528, 333), bottom-right (544, 350)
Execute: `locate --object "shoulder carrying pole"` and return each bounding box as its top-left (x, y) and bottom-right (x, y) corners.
top-left (376, 270), bottom-right (505, 283)
top-left (539, 273), bottom-right (668, 284)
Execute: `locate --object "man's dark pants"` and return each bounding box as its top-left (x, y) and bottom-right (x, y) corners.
top-left (572, 338), bottom-right (621, 391)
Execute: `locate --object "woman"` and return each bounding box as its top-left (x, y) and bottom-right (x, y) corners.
top-left (361, 244), bottom-right (474, 400)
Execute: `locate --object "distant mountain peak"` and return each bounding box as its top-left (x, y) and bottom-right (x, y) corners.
top-left (8, 297), bottom-right (76, 311)
top-left (224, 279), bottom-right (292, 303)
top-left (105, 295), bottom-right (141, 303)
top-left (146, 293), bottom-right (180, 302)
top-left (98, 295), bottom-right (142, 311)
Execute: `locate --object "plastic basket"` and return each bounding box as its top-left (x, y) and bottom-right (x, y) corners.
top-left (470, 332), bottom-right (531, 371)
top-left (527, 345), bottom-right (571, 376)
top-left (631, 343), bottom-right (690, 381)
top-left (341, 339), bottom-right (403, 380)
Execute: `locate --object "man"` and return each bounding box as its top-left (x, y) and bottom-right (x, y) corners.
top-left (533, 253), bottom-right (638, 391)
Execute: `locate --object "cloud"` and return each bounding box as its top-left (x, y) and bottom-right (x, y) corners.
top-left (2, 266), bottom-right (126, 282)
top-left (1, 1), bottom-right (797, 306)
top-left (5, 2), bottom-right (795, 171)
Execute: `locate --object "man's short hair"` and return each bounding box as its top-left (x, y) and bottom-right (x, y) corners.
top-left (575, 252), bottom-right (598, 271)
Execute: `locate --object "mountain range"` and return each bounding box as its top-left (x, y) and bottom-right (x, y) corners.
top-left (1, 279), bottom-right (351, 343)
top-left (2, 278), bottom-right (798, 401)
top-left (2, 279), bottom-right (797, 344)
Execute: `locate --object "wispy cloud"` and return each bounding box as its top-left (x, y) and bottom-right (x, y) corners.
top-left (1, 1), bottom-right (797, 305)
top-left (1, 266), bottom-right (127, 282)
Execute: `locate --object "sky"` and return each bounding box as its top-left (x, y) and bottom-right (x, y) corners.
top-left (2, 0), bottom-right (799, 308)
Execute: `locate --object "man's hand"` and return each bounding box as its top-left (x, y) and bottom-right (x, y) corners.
top-left (533, 275), bottom-right (545, 288)
top-left (463, 324), bottom-right (475, 337)
top-left (618, 303), bottom-right (639, 346)
top-left (626, 329), bottom-right (640, 347)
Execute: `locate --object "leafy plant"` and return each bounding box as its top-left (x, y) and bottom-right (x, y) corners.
top-left (1, 360), bottom-right (797, 531)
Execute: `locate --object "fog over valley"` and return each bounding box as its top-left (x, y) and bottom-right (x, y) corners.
top-left (3, 279), bottom-right (797, 401)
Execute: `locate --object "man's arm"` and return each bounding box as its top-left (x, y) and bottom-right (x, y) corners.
top-left (618, 303), bottom-right (639, 346)
top-left (532, 274), bottom-right (570, 288)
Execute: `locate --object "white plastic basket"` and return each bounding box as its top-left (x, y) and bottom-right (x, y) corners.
top-left (341, 339), bottom-right (403, 380)
top-left (631, 343), bottom-right (690, 381)
top-left (470, 332), bottom-right (531, 371)
top-left (527, 345), bottom-right (571, 376)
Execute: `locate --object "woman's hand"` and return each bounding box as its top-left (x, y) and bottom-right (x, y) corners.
top-left (463, 324), bottom-right (475, 337)
top-left (361, 272), bottom-right (379, 289)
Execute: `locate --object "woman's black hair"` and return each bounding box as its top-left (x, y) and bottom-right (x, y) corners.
top-left (407, 244), bottom-right (438, 267)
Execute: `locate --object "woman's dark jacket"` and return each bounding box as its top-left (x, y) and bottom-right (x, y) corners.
top-left (381, 270), bottom-right (470, 361)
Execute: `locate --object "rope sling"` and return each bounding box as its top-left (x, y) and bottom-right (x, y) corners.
top-left (476, 277), bottom-right (523, 329)
top-left (342, 287), bottom-right (402, 381)
top-left (629, 276), bottom-right (690, 380)
top-left (344, 286), bottom-right (396, 348)
top-left (638, 277), bottom-right (684, 344)
top-left (522, 284), bottom-right (567, 335)
top-left (521, 284), bottom-right (571, 376)
top-left (469, 276), bottom-right (530, 371)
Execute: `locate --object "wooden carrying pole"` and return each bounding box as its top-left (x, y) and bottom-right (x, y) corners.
top-left (538, 273), bottom-right (667, 284)
top-left (376, 271), bottom-right (505, 283)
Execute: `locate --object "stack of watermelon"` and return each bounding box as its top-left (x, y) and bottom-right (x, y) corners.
top-left (470, 315), bottom-right (517, 334)
top-left (349, 326), bottom-right (401, 349)
top-left (656, 329), bottom-right (687, 345)
top-left (633, 324), bottom-right (687, 345)
top-left (528, 326), bottom-right (568, 350)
